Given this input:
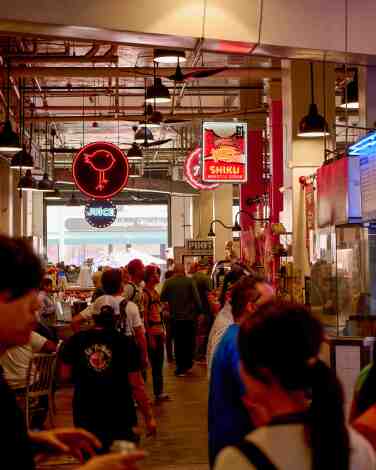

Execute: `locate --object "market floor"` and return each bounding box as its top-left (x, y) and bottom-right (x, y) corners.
top-left (42, 361), bottom-right (209, 470)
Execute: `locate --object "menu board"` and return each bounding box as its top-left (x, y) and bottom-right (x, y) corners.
top-left (360, 153), bottom-right (376, 221)
top-left (202, 122), bottom-right (247, 183)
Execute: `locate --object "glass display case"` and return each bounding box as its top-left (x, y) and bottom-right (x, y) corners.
top-left (310, 225), bottom-right (373, 336)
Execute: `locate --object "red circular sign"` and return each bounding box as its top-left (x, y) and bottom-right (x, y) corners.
top-left (184, 148), bottom-right (219, 190)
top-left (72, 142), bottom-right (129, 200)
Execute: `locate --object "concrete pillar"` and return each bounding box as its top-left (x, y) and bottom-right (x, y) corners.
top-left (195, 190), bottom-right (214, 239)
top-left (282, 60), bottom-right (335, 281)
top-left (0, 159), bottom-right (13, 235)
top-left (170, 195), bottom-right (192, 248)
top-left (213, 184), bottom-right (233, 260)
top-left (32, 191), bottom-right (44, 253)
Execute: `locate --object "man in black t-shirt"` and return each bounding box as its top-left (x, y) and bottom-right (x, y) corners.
top-left (60, 304), bottom-right (156, 451)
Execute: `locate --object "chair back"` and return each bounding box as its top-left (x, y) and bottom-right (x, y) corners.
top-left (26, 353), bottom-right (57, 399)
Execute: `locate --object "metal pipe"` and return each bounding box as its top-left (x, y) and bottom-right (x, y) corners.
top-left (26, 105), bottom-right (239, 112)
top-left (9, 55), bottom-right (119, 64)
top-left (9, 66), bottom-right (281, 80)
top-left (25, 109), bottom-right (267, 123)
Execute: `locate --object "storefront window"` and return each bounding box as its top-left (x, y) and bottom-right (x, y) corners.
top-left (47, 204), bottom-right (168, 267)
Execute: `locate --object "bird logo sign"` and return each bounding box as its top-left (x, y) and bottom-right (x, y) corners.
top-left (83, 150), bottom-right (116, 192)
top-left (72, 142), bottom-right (129, 200)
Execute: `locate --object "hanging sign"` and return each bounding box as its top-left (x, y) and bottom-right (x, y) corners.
top-left (84, 199), bottom-right (117, 228)
top-left (184, 147), bottom-right (219, 190)
top-left (202, 121), bottom-right (247, 183)
top-left (72, 141), bottom-right (129, 200)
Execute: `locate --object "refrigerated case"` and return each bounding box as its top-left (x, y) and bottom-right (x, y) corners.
top-left (310, 225), bottom-right (376, 335)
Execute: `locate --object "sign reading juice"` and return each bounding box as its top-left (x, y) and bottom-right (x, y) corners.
top-left (202, 122), bottom-right (247, 183)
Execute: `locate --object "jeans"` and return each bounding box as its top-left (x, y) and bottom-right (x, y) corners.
top-left (174, 320), bottom-right (196, 373)
top-left (148, 334), bottom-right (165, 397)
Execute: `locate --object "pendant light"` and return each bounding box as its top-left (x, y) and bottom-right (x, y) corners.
top-left (298, 63), bottom-right (329, 138)
top-left (134, 126), bottom-right (154, 143)
top-left (17, 169), bottom-right (37, 191)
top-left (340, 68), bottom-right (359, 110)
top-left (0, 56), bottom-right (22, 153)
top-left (153, 49), bottom-right (186, 65)
top-left (11, 79), bottom-right (34, 170)
top-left (67, 192), bottom-right (81, 206)
top-left (145, 78), bottom-right (171, 104)
top-left (127, 142), bottom-right (143, 160)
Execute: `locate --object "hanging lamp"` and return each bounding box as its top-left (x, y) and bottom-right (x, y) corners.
top-left (17, 169), bottom-right (37, 191)
top-left (340, 68), bottom-right (359, 110)
top-left (145, 78), bottom-right (171, 104)
top-left (127, 142), bottom-right (143, 160)
top-left (0, 57), bottom-right (22, 153)
top-left (67, 192), bottom-right (81, 206)
top-left (298, 63), bottom-right (330, 138)
top-left (153, 49), bottom-right (186, 65)
top-left (134, 126), bottom-right (154, 143)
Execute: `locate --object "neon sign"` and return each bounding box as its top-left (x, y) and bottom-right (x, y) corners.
top-left (84, 200), bottom-right (117, 228)
top-left (73, 142), bottom-right (129, 199)
top-left (184, 147), bottom-right (219, 190)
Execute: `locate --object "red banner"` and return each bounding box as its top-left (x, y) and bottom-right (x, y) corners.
top-left (202, 122), bottom-right (247, 183)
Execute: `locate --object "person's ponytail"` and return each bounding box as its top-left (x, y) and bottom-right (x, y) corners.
top-left (309, 360), bottom-right (350, 470)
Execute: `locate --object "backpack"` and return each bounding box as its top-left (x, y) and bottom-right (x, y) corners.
top-left (234, 441), bottom-right (278, 470)
top-left (118, 299), bottom-right (141, 367)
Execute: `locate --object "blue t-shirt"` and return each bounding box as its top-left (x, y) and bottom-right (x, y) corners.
top-left (208, 324), bottom-right (253, 467)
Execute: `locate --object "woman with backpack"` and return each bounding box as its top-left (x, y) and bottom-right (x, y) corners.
top-left (214, 301), bottom-right (376, 470)
top-left (144, 265), bottom-right (170, 402)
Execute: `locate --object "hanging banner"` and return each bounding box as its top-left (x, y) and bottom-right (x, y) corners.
top-left (72, 141), bottom-right (129, 200)
top-left (184, 147), bottom-right (219, 190)
top-left (84, 199), bottom-right (117, 228)
top-left (202, 121), bottom-right (247, 183)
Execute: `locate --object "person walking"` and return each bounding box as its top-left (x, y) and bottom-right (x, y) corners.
top-left (161, 264), bottom-right (202, 376)
top-left (143, 265), bottom-right (169, 402)
top-left (215, 301), bottom-right (376, 470)
top-left (124, 259), bottom-right (146, 321)
top-left (60, 304), bottom-right (156, 452)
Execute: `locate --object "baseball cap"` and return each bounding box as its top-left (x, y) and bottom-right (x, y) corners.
top-left (92, 295), bottom-right (121, 316)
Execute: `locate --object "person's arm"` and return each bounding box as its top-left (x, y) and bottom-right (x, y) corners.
top-left (160, 281), bottom-right (169, 302)
top-left (191, 280), bottom-right (203, 313)
top-left (71, 305), bottom-right (94, 332)
top-left (40, 339), bottom-right (57, 354)
top-left (134, 326), bottom-right (149, 369)
top-left (128, 371), bottom-right (156, 435)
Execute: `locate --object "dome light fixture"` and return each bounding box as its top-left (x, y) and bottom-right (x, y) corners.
top-left (127, 142), bottom-right (143, 160)
top-left (134, 127), bottom-right (154, 143)
top-left (17, 169), bottom-right (37, 191)
top-left (67, 192), bottom-right (82, 206)
top-left (37, 173), bottom-right (55, 192)
top-left (10, 145), bottom-right (34, 170)
top-left (153, 49), bottom-right (186, 65)
top-left (145, 78), bottom-right (171, 104)
top-left (298, 63), bottom-right (330, 138)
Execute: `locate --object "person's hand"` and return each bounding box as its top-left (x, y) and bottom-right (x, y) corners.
top-left (29, 427), bottom-right (101, 463)
top-left (145, 417), bottom-right (157, 437)
top-left (79, 450), bottom-right (146, 470)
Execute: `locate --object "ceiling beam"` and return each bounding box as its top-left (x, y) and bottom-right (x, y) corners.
top-left (9, 66), bottom-right (281, 80)
top-left (27, 105), bottom-right (239, 112)
top-left (55, 168), bottom-right (198, 196)
top-left (25, 108), bottom-right (267, 122)
top-left (9, 54), bottom-right (119, 64)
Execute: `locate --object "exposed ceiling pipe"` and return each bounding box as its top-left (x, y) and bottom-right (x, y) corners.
top-left (9, 55), bottom-right (119, 64)
top-left (27, 105), bottom-right (239, 112)
top-left (85, 44), bottom-right (100, 57)
top-left (9, 66), bottom-right (281, 80)
top-left (25, 108), bottom-right (267, 123)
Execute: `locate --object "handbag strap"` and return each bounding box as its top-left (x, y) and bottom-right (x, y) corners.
top-left (235, 441), bottom-right (278, 470)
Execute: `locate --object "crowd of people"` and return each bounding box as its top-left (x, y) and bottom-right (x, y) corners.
top-left (2, 234), bottom-right (376, 469)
